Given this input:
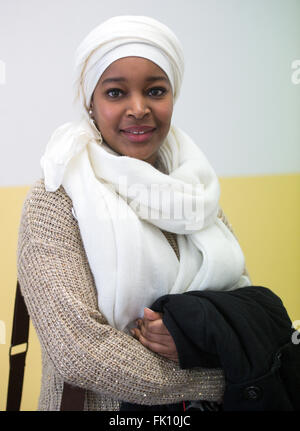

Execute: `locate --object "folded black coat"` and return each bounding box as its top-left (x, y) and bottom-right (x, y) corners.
top-left (150, 286), bottom-right (300, 411)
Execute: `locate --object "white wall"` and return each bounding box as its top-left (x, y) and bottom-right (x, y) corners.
top-left (0, 0), bottom-right (299, 186)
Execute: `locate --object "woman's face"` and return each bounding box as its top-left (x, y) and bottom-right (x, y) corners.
top-left (90, 57), bottom-right (173, 166)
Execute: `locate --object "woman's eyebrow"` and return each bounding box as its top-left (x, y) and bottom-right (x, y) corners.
top-left (101, 76), bottom-right (169, 85)
top-left (101, 77), bottom-right (126, 85)
top-left (146, 76), bottom-right (169, 83)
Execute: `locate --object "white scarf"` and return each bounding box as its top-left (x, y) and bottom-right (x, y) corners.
top-left (41, 118), bottom-right (249, 331)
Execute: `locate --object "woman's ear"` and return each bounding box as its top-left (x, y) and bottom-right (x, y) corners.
top-left (89, 98), bottom-right (94, 112)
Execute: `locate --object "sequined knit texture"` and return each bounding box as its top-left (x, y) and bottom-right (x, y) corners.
top-left (17, 171), bottom-right (246, 411)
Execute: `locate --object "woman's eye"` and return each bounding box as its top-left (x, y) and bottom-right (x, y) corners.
top-left (148, 87), bottom-right (166, 97)
top-left (107, 89), bottom-right (123, 98)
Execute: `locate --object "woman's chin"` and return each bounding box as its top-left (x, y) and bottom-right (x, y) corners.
top-left (128, 151), bottom-right (159, 166)
top-left (116, 145), bottom-right (159, 165)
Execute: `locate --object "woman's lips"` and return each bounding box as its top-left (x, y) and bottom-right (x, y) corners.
top-left (120, 127), bottom-right (156, 143)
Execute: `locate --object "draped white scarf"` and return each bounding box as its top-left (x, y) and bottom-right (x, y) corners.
top-left (41, 118), bottom-right (249, 331)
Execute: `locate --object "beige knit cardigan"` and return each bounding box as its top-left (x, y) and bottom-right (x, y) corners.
top-left (17, 178), bottom-right (247, 411)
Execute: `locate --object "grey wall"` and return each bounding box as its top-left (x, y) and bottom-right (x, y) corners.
top-left (0, 0), bottom-right (299, 186)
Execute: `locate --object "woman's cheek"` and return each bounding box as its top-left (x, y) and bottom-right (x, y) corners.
top-left (98, 105), bottom-right (116, 123)
top-left (158, 107), bottom-right (173, 131)
top-left (158, 101), bottom-right (173, 123)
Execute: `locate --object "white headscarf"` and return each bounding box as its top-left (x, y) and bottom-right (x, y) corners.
top-left (74, 15), bottom-right (184, 111)
top-left (41, 16), bottom-right (250, 331)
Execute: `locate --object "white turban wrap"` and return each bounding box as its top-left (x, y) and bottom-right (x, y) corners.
top-left (73, 15), bottom-right (185, 112)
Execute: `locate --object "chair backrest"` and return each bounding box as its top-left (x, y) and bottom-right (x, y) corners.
top-left (6, 281), bottom-right (85, 411)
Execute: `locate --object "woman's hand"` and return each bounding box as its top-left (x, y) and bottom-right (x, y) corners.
top-left (131, 308), bottom-right (179, 363)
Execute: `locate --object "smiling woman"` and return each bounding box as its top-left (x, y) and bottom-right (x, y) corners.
top-left (16, 15), bottom-right (258, 412)
top-left (90, 57), bottom-right (173, 166)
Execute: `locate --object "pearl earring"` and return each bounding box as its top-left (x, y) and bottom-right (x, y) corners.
top-left (88, 108), bottom-right (102, 143)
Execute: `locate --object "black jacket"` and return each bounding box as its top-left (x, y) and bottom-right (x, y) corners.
top-left (149, 286), bottom-right (300, 411)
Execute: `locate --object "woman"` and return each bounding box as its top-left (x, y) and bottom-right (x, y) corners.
top-left (17, 15), bottom-right (250, 411)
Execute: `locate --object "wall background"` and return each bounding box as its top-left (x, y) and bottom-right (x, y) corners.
top-left (0, 0), bottom-right (299, 411)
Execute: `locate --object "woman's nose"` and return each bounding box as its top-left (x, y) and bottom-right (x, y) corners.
top-left (126, 95), bottom-right (150, 119)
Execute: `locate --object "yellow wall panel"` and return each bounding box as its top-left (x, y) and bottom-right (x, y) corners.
top-left (0, 174), bottom-right (299, 410)
top-left (0, 186), bottom-right (41, 411)
top-left (219, 173), bottom-right (300, 322)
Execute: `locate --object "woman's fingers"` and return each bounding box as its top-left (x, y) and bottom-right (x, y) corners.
top-left (136, 316), bottom-right (169, 335)
top-left (131, 321), bottom-right (179, 362)
top-left (132, 308), bottom-right (179, 362)
top-left (139, 320), bottom-right (173, 345)
top-left (132, 325), bottom-right (168, 346)
top-left (131, 327), bottom-right (178, 360)
top-left (159, 352), bottom-right (179, 362)
top-left (143, 307), bottom-right (162, 321)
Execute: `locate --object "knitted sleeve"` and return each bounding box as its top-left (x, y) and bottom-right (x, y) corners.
top-left (17, 180), bottom-right (224, 405)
